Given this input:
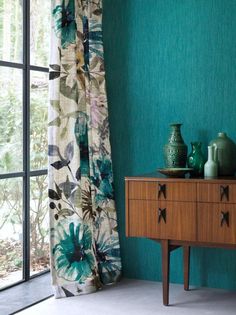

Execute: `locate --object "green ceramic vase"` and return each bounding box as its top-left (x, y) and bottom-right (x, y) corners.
top-left (187, 142), bottom-right (206, 177)
top-left (209, 132), bottom-right (236, 176)
top-left (164, 123), bottom-right (187, 168)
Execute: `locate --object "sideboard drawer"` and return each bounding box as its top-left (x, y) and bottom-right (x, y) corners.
top-left (197, 203), bottom-right (236, 244)
top-left (198, 183), bottom-right (236, 203)
top-left (128, 181), bottom-right (158, 200)
top-left (128, 181), bottom-right (196, 201)
top-left (127, 200), bottom-right (196, 241)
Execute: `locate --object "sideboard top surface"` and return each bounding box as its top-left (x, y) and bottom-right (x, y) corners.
top-left (125, 172), bottom-right (236, 183)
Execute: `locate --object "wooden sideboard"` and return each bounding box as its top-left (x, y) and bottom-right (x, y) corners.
top-left (125, 173), bottom-right (236, 306)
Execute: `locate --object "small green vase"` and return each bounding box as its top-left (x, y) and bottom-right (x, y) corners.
top-left (164, 123), bottom-right (187, 168)
top-left (187, 142), bottom-right (206, 177)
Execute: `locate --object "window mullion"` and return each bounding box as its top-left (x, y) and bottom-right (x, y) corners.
top-left (29, 65), bottom-right (49, 73)
top-left (0, 60), bottom-right (24, 69)
top-left (22, 0), bottom-right (31, 282)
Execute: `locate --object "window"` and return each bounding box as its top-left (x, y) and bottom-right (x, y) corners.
top-left (0, 0), bottom-right (50, 289)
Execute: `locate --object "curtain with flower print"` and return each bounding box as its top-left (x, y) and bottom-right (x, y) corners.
top-left (49, 0), bottom-right (121, 298)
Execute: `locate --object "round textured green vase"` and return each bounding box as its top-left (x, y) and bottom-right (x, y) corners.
top-left (187, 142), bottom-right (206, 177)
top-left (209, 132), bottom-right (236, 176)
top-left (164, 123), bottom-right (187, 168)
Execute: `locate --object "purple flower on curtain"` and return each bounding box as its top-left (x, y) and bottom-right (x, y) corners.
top-left (90, 94), bottom-right (107, 128)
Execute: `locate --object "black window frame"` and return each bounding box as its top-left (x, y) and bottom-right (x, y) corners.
top-left (0, 0), bottom-right (49, 290)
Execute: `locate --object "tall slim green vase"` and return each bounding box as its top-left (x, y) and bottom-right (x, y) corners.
top-left (164, 123), bottom-right (187, 168)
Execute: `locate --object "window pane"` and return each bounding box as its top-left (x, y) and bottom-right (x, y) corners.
top-left (0, 67), bottom-right (23, 173)
top-left (30, 0), bottom-right (50, 67)
top-left (0, 178), bottom-right (23, 289)
top-left (0, 0), bottom-right (23, 62)
top-left (30, 71), bottom-right (48, 171)
top-left (30, 175), bottom-right (49, 276)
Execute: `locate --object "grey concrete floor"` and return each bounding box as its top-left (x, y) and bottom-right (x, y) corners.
top-left (16, 278), bottom-right (236, 315)
top-left (0, 273), bottom-right (52, 315)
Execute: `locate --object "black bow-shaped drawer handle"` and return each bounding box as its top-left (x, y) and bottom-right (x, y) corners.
top-left (158, 208), bottom-right (166, 224)
top-left (221, 211), bottom-right (229, 227)
top-left (158, 184), bottom-right (166, 199)
top-left (220, 185), bottom-right (229, 201)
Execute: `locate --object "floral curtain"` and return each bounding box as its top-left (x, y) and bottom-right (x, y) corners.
top-left (48, 0), bottom-right (121, 298)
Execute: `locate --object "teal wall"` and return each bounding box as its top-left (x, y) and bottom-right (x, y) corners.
top-left (103, 0), bottom-right (236, 290)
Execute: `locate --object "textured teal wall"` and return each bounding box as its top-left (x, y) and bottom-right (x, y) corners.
top-left (103, 0), bottom-right (236, 289)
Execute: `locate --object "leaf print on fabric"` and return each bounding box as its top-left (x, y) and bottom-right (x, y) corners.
top-left (51, 160), bottom-right (69, 170)
top-left (64, 141), bottom-right (74, 161)
top-left (59, 175), bottom-right (77, 198)
top-left (74, 114), bottom-right (89, 176)
top-left (69, 187), bottom-right (82, 208)
top-left (49, 142), bottom-right (74, 171)
top-left (76, 51), bottom-right (84, 68)
top-left (88, 23), bottom-right (103, 59)
top-left (50, 64), bottom-right (61, 71)
top-left (52, 0), bottom-right (77, 49)
top-left (61, 287), bottom-right (74, 297)
top-left (82, 16), bottom-right (89, 73)
top-left (48, 144), bottom-right (60, 156)
top-left (53, 222), bottom-right (95, 283)
top-left (50, 100), bottom-right (64, 115)
top-left (60, 75), bottom-right (79, 101)
top-left (90, 94), bottom-right (107, 129)
top-left (82, 187), bottom-right (96, 221)
top-left (49, 189), bottom-right (61, 200)
top-left (57, 208), bottom-right (74, 217)
top-left (49, 180), bottom-right (79, 220)
top-left (49, 64), bottom-right (61, 80)
top-left (98, 116), bottom-right (109, 141)
top-left (49, 71), bottom-right (61, 80)
top-left (48, 117), bottom-right (61, 127)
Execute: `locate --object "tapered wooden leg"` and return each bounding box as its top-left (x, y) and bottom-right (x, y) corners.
top-left (183, 246), bottom-right (190, 291)
top-left (161, 240), bottom-right (170, 306)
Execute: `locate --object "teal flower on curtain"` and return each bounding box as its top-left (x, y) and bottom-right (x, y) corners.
top-left (92, 158), bottom-right (114, 204)
top-left (53, 222), bottom-right (95, 283)
top-left (95, 233), bottom-right (121, 284)
top-left (52, 0), bottom-right (77, 49)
